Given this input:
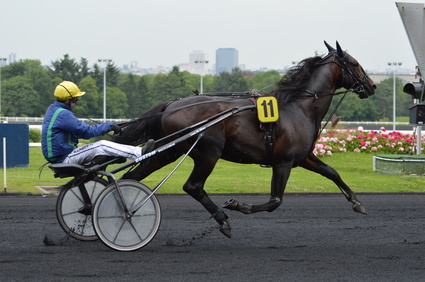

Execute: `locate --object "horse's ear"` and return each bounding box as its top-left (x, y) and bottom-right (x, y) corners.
top-left (324, 41), bottom-right (335, 53)
top-left (336, 41), bottom-right (344, 58)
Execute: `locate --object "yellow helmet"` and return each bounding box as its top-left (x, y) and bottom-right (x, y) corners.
top-left (54, 81), bottom-right (85, 101)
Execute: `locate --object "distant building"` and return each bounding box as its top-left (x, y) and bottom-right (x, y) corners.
top-left (215, 48), bottom-right (238, 75)
top-left (189, 50), bottom-right (209, 75)
top-left (8, 53), bottom-right (16, 64)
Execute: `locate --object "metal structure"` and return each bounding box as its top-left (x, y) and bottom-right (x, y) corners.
top-left (98, 59), bottom-right (112, 122)
top-left (396, 2), bottom-right (425, 154)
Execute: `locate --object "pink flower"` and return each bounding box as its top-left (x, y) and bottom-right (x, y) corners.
top-left (354, 148), bottom-right (361, 153)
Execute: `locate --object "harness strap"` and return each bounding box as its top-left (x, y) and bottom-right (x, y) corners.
top-left (249, 96), bottom-right (274, 167)
top-left (262, 124), bottom-right (274, 167)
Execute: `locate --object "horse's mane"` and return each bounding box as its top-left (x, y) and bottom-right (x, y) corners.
top-left (273, 55), bottom-right (325, 106)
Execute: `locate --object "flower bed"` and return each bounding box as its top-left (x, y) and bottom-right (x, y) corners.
top-left (314, 128), bottom-right (425, 157)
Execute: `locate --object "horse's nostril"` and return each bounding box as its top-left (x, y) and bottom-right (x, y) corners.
top-left (373, 84), bottom-right (377, 89)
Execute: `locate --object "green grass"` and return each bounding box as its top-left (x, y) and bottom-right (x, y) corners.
top-left (1, 147), bottom-right (424, 194)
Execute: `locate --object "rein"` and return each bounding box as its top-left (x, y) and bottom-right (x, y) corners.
top-left (116, 97), bottom-right (250, 128)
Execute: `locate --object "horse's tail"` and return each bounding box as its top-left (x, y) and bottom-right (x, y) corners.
top-left (114, 101), bottom-right (171, 146)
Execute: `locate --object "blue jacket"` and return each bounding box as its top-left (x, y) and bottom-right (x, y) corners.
top-left (41, 101), bottom-right (115, 163)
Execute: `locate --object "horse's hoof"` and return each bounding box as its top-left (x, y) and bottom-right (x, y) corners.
top-left (222, 198), bottom-right (238, 210)
top-left (222, 199), bottom-right (252, 214)
top-left (352, 203), bottom-right (367, 214)
top-left (219, 221), bottom-right (232, 238)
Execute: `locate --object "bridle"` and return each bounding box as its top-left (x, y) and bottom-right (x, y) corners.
top-left (305, 51), bottom-right (371, 137)
top-left (317, 51), bottom-right (370, 96)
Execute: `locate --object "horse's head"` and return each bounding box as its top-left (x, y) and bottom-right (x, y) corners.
top-left (324, 41), bottom-right (376, 99)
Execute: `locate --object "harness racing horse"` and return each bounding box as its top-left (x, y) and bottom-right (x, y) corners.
top-left (114, 41), bottom-right (376, 238)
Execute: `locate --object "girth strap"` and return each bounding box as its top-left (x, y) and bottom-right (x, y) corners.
top-left (248, 96), bottom-right (274, 167)
top-left (261, 123), bottom-right (274, 167)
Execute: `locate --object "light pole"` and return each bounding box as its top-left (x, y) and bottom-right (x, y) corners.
top-left (98, 59), bottom-right (112, 122)
top-left (194, 59), bottom-right (208, 94)
top-left (388, 62), bottom-right (402, 131)
top-left (0, 58), bottom-right (7, 119)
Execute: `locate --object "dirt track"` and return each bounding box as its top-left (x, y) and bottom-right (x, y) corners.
top-left (0, 193), bottom-right (424, 281)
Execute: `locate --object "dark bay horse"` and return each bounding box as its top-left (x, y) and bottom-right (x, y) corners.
top-left (115, 41), bottom-right (376, 238)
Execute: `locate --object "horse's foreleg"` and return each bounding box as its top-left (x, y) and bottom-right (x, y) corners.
top-left (223, 162), bottom-right (292, 214)
top-left (300, 153), bottom-right (366, 214)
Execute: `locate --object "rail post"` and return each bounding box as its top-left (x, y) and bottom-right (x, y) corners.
top-left (3, 137), bottom-right (6, 193)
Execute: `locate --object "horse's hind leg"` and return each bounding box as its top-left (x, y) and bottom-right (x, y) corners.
top-left (183, 157), bottom-right (232, 238)
top-left (300, 153), bottom-right (366, 214)
top-left (223, 162), bottom-right (293, 214)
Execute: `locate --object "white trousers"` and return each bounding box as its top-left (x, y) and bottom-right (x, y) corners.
top-left (63, 140), bottom-right (141, 164)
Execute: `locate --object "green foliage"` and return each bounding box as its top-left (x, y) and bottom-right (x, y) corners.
top-left (29, 129), bottom-right (41, 142)
top-left (48, 54), bottom-right (81, 82)
top-left (212, 68), bottom-right (249, 93)
top-left (331, 94), bottom-right (379, 121)
top-left (2, 76), bottom-right (39, 116)
top-left (105, 87), bottom-right (128, 118)
top-left (249, 70), bottom-right (281, 92)
top-left (73, 77), bottom-right (100, 118)
top-left (119, 74), bottom-right (150, 117)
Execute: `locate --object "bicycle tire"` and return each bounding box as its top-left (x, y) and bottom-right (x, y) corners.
top-left (55, 177), bottom-right (108, 241)
top-left (93, 180), bottom-right (161, 251)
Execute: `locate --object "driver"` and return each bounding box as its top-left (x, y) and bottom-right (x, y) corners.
top-left (41, 81), bottom-right (154, 164)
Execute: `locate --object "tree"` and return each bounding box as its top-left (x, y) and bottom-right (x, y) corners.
top-left (118, 74), bottom-right (148, 118)
top-left (332, 94), bottom-right (379, 121)
top-left (1, 76), bottom-right (39, 116)
top-left (1, 61), bottom-right (26, 79)
top-left (370, 77), bottom-right (406, 121)
top-left (93, 61), bottom-right (121, 91)
top-left (105, 87), bottom-right (128, 119)
top-left (48, 54), bottom-right (80, 82)
top-left (1, 60), bottom-right (53, 116)
top-left (249, 70), bottom-right (281, 93)
top-left (212, 68), bottom-right (250, 93)
top-left (150, 66), bottom-right (194, 104)
top-left (23, 60), bottom-right (53, 115)
top-left (74, 77), bottom-right (101, 118)
top-left (79, 58), bottom-right (90, 79)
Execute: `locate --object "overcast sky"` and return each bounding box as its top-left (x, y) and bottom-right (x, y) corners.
top-left (1, 0), bottom-right (423, 72)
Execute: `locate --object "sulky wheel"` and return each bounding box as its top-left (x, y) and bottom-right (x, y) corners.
top-left (56, 177), bottom-right (108, 241)
top-left (92, 180), bottom-right (161, 251)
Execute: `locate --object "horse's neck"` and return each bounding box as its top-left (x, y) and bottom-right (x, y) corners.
top-left (306, 64), bottom-right (340, 118)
